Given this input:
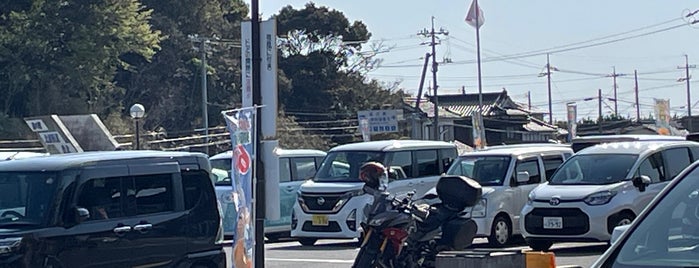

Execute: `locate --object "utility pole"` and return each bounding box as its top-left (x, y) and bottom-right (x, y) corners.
top-left (607, 67), bottom-right (624, 117)
top-left (414, 53), bottom-right (431, 139)
top-left (189, 35), bottom-right (212, 155)
top-left (634, 70), bottom-right (640, 122)
top-left (418, 17), bottom-right (448, 141)
top-left (598, 89), bottom-right (603, 133)
top-left (539, 54), bottom-right (555, 124)
top-left (251, 0), bottom-right (265, 266)
top-left (678, 55), bottom-right (696, 131)
top-left (527, 91), bottom-right (532, 111)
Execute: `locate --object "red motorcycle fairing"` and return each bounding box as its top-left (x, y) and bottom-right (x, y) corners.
top-left (382, 227), bottom-right (410, 255)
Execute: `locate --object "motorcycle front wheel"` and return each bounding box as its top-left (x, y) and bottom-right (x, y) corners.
top-left (353, 230), bottom-right (382, 268)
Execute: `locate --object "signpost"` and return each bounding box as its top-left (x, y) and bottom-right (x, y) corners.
top-left (357, 109), bottom-right (403, 134)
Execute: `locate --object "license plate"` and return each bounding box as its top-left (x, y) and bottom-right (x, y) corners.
top-left (312, 215), bottom-right (329, 226)
top-left (543, 217), bottom-right (563, 229)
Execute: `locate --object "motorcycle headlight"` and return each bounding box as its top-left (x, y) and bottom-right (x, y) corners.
top-left (368, 217), bottom-right (386, 227)
top-left (471, 199), bottom-right (487, 218)
top-left (584, 191), bottom-right (617, 206)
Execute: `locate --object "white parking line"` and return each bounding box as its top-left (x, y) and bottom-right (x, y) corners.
top-left (266, 258), bottom-right (354, 264)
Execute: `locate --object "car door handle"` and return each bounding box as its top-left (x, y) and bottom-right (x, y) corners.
top-left (113, 226), bottom-right (132, 234)
top-left (408, 182), bottom-right (415, 187)
top-left (285, 186), bottom-right (295, 191)
top-left (133, 223), bottom-right (153, 233)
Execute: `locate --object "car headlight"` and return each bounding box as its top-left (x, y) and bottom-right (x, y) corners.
top-left (584, 191), bottom-right (617, 206)
top-left (220, 191), bottom-right (235, 204)
top-left (471, 199), bottom-right (487, 218)
top-left (333, 189), bottom-right (365, 211)
top-left (527, 191), bottom-right (536, 205)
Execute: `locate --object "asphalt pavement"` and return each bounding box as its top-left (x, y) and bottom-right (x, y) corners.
top-left (223, 238), bottom-right (606, 267)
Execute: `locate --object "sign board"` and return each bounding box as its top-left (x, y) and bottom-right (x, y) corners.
top-left (24, 116), bottom-right (83, 154)
top-left (357, 110), bottom-right (403, 134)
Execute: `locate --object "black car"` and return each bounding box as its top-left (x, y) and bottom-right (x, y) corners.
top-left (0, 151), bottom-right (225, 268)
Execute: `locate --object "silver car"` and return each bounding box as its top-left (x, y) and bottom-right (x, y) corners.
top-left (521, 140), bottom-right (699, 251)
top-left (591, 158), bottom-right (699, 267)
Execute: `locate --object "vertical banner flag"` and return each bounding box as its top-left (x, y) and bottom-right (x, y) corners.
top-left (654, 98), bottom-right (671, 135)
top-left (465, 0), bottom-right (485, 28)
top-left (566, 103), bottom-right (577, 142)
top-left (223, 108), bottom-right (256, 268)
top-left (472, 112), bottom-right (487, 149)
top-left (241, 22), bottom-right (253, 108)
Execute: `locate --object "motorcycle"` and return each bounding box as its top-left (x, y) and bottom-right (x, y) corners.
top-left (352, 175), bottom-right (482, 268)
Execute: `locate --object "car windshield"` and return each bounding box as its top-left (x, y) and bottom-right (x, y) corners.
top-left (211, 168), bottom-right (231, 186)
top-left (609, 165), bottom-right (699, 267)
top-left (0, 171), bottom-right (59, 227)
top-left (210, 158), bottom-right (231, 171)
top-left (446, 155), bottom-right (511, 186)
top-left (314, 151), bottom-right (385, 182)
top-left (549, 154), bottom-right (637, 185)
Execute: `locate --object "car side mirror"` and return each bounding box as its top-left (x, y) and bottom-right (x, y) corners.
top-left (388, 167), bottom-right (407, 181)
top-left (516, 171), bottom-right (530, 183)
top-left (632, 175), bottom-right (651, 192)
top-left (66, 207), bottom-right (90, 227)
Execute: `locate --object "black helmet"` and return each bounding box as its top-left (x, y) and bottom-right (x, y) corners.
top-left (359, 162), bottom-right (386, 189)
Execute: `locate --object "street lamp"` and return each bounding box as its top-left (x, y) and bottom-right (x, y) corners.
top-left (130, 103), bottom-right (145, 150)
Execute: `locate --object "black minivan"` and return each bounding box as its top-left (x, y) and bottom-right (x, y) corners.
top-left (0, 151), bottom-right (225, 268)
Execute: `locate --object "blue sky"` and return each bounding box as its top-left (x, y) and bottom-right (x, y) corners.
top-left (251, 0), bottom-right (699, 122)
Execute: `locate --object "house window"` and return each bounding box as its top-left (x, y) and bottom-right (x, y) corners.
top-left (506, 127), bottom-right (515, 139)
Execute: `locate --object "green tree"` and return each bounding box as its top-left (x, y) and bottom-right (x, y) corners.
top-left (0, 0), bottom-right (163, 117)
top-left (274, 3), bottom-right (404, 145)
top-left (114, 0), bottom-right (248, 134)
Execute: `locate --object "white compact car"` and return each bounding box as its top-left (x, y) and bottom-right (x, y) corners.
top-left (521, 140), bottom-right (699, 251)
top-left (443, 144), bottom-right (572, 247)
top-left (291, 140), bottom-right (458, 246)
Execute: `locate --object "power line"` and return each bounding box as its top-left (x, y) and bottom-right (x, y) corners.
top-left (449, 23), bottom-right (688, 65)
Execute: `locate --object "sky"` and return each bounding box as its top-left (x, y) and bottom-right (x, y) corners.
top-left (249, 0), bottom-right (699, 122)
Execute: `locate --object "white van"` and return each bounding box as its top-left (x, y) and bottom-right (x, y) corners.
top-left (444, 144), bottom-right (572, 247)
top-left (290, 140), bottom-right (458, 246)
top-left (521, 140), bottom-right (699, 251)
top-left (210, 148), bottom-right (326, 240)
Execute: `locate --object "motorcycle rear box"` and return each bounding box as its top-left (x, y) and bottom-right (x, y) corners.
top-left (436, 175), bottom-right (482, 209)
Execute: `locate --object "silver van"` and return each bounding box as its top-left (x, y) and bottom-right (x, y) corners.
top-left (444, 144), bottom-right (573, 247)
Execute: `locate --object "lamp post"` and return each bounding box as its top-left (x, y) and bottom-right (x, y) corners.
top-left (130, 103), bottom-right (145, 150)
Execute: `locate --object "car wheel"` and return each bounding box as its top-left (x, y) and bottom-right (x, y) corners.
top-left (298, 238), bottom-right (317, 246)
top-left (608, 212), bottom-right (635, 234)
top-left (266, 234), bottom-right (281, 243)
top-left (488, 216), bottom-right (511, 247)
top-left (526, 238), bottom-right (553, 251)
